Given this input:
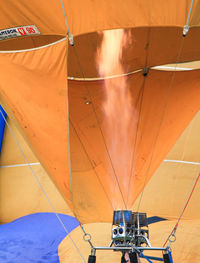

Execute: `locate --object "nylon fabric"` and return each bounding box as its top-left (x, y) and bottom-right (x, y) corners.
top-left (0, 0), bottom-right (189, 37)
top-left (0, 213), bottom-right (79, 263)
top-left (68, 27), bottom-right (200, 78)
top-left (1, 52), bottom-right (200, 223)
top-left (0, 1), bottom-right (200, 262)
top-left (0, 1), bottom-right (199, 51)
top-left (0, 40), bottom-right (72, 209)
top-left (68, 69), bottom-right (200, 222)
top-left (132, 111), bottom-right (200, 220)
top-left (0, 117), bottom-right (73, 224)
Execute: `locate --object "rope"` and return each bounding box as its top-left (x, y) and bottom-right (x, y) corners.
top-left (126, 79), bottom-right (146, 206)
top-left (163, 172), bottom-right (200, 248)
top-left (71, 44), bottom-right (127, 209)
top-left (69, 119), bottom-right (114, 211)
top-left (68, 69), bottom-right (142, 81)
top-left (66, 55), bottom-right (73, 202)
top-left (126, 27), bottom-right (151, 207)
top-left (0, 109), bottom-right (86, 263)
top-left (68, 117), bottom-right (115, 247)
top-left (183, 0), bottom-right (194, 36)
top-left (58, 0), bottom-right (74, 201)
top-left (80, 224), bottom-right (94, 248)
top-left (135, 1), bottom-right (197, 210)
top-left (136, 34), bottom-right (185, 213)
top-left (59, 0), bottom-right (74, 45)
top-left (168, 114), bottom-right (195, 215)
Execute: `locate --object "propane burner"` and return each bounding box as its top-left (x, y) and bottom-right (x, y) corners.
top-left (111, 210), bottom-right (150, 247)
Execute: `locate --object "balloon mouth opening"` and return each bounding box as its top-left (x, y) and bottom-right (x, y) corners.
top-left (0, 34), bottom-right (65, 51)
top-left (68, 26), bottom-right (200, 79)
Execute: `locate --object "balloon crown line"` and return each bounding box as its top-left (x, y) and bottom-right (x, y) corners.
top-left (85, 210), bottom-right (173, 263)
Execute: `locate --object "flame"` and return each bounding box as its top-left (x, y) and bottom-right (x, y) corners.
top-left (97, 29), bottom-right (135, 205)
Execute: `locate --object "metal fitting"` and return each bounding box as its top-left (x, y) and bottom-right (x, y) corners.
top-left (183, 25), bottom-right (190, 37)
top-left (68, 32), bottom-right (74, 46)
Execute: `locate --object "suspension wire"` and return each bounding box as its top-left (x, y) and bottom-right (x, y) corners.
top-left (70, 114), bottom-right (115, 249)
top-left (125, 79), bottom-right (146, 206)
top-left (186, 0), bottom-right (194, 25)
top-left (56, 5), bottom-right (93, 245)
top-left (71, 43), bottom-right (127, 209)
top-left (136, 0), bottom-right (197, 222)
top-left (126, 27), bottom-right (151, 207)
top-left (176, 173), bottom-right (200, 226)
top-left (58, 0), bottom-right (74, 204)
top-left (59, 0), bottom-right (74, 45)
top-left (163, 171), bottom-right (200, 248)
top-left (80, 224), bottom-right (94, 249)
top-left (163, 113), bottom-right (200, 248)
top-left (58, 3), bottom-right (115, 244)
top-left (65, 49), bottom-right (73, 203)
top-left (136, 34), bottom-right (186, 213)
top-left (58, 0), bottom-right (73, 202)
top-left (183, 0), bottom-right (194, 36)
top-left (168, 113), bottom-right (195, 215)
top-left (52, 25), bottom-right (85, 252)
top-left (69, 119), bottom-right (114, 211)
top-left (0, 109), bottom-right (86, 263)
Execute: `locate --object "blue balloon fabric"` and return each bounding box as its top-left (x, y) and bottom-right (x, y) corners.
top-left (147, 216), bottom-right (167, 225)
top-left (0, 105), bottom-right (6, 153)
top-left (0, 213), bottom-right (80, 263)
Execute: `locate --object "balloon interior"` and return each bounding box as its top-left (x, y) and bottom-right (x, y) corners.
top-left (87, 210), bottom-right (173, 263)
top-left (1, 2), bottom-right (200, 263)
top-left (87, 28), bottom-right (174, 263)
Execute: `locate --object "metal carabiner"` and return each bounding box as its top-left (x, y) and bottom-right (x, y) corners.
top-left (168, 233), bottom-right (176, 243)
top-left (83, 233), bottom-right (92, 242)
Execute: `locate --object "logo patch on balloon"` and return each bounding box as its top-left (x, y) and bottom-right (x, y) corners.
top-left (0, 25), bottom-right (40, 40)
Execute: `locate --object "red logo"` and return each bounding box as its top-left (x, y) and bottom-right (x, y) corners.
top-left (26, 27), bottom-right (36, 34)
top-left (17, 27), bottom-right (26, 35)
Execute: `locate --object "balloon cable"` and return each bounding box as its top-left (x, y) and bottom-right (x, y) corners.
top-left (69, 119), bottom-right (114, 211)
top-left (136, 33), bottom-right (186, 213)
top-left (65, 41), bottom-right (73, 203)
top-left (163, 172), bottom-right (200, 248)
top-left (183, 0), bottom-right (194, 36)
top-left (71, 44), bottom-right (127, 209)
top-left (126, 27), bottom-right (151, 207)
top-left (167, 112), bottom-right (195, 216)
top-left (0, 109), bottom-right (87, 263)
top-left (163, 112), bottom-right (200, 248)
top-left (126, 76), bottom-right (146, 206)
top-left (59, 0), bottom-right (74, 45)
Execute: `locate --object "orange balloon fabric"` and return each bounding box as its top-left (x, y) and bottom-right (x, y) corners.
top-left (0, 39), bottom-right (72, 209)
top-left (68, 69), bottom-right (200, 222)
